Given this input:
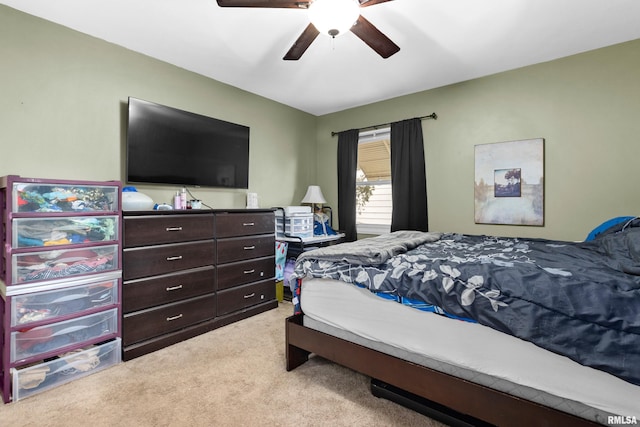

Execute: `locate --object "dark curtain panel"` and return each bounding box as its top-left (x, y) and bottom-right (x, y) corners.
top-left (337, 129), bottom-right (359, 241)
top-left (390, 118), bottom-right (428, 231)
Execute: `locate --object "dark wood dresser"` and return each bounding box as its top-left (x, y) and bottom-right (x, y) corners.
top-left (121, 209), bottom-right (277, 360)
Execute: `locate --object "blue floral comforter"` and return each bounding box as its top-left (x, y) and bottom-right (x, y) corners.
top-left (291, 221), bottom-right (640, 386)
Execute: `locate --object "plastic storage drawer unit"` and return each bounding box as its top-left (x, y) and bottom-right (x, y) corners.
top-left (275, 213), bottom-right (314, 238)
top-left (12, 338), bottom-right (122, 401)
top-left (0, 175), bottom-right (123, 404)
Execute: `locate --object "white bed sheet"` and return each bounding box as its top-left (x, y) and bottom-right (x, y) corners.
top-left (300, 278), bottom-right (640, 422)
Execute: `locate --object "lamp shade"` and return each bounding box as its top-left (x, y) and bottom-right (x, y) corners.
top-left (301, 185), bottom-right (327, 204)
top-left (308, 0), bottom-right (360, 38)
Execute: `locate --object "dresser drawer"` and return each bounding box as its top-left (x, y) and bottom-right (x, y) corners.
top-left (217, 234), bottom-right (275, 264)
top-left (12, 338), bottom-right (121, 402)
top-left (124, 214), bottom-right (214, 247)
top-left (11, 308), bottom-right (118, 363)
top-left (217, 279), bottom-right (275, 316)
top-left (217, 256), bottom-right (275, 291)
top-left (123, 266), bottom-right (215, 313)
top-left (123, 240), bottom-right (215, 280)
top-left (215, 212), bottom-right (274, 238)
top-left (123, 294), bottom-right (216, 346)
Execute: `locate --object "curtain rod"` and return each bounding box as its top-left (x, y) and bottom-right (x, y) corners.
top-left (330, 112), bottom-right (437, 137)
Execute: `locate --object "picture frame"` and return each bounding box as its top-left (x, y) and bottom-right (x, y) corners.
top-left (474, 138), bottom-right (544, 226)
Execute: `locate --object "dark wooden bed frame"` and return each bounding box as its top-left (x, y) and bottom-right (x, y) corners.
top-left (286, 313), bottom-right (599, 427)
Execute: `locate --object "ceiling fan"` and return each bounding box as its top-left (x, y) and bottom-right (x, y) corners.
top-left (216, 0), bottom-right (400, 60)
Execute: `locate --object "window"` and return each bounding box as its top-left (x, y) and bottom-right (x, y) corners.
top-left (356, 128), bottom-right (392, 235)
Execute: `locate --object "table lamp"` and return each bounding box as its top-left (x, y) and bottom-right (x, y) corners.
top-left (301, 185), bottom-right (327, 235)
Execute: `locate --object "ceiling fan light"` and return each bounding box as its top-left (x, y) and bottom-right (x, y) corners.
top-left (309, 0), bottom-right (360, 38)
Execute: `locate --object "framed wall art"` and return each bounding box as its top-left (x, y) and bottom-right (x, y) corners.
top-left (474, 138), bottom-right (544, 226)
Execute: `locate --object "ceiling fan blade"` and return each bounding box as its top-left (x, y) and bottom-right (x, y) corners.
top-left (358, 0), bottom-right (393, 7)
top-left (216, 0), bottom-right (309, 8)
top-left (283, 24), bottom-right (320, 60)
top-left (350, 15), bottom-right (399, 58)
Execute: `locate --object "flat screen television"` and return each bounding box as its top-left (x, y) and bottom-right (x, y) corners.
top-left (126, 97), bottom-right (250, 189)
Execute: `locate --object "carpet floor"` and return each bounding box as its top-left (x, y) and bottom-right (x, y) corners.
top-left (1, 302), bottom-right (445, 427)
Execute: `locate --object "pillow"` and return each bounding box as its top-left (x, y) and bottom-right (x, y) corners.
top-left (585, 216), bottom-right (636, 241)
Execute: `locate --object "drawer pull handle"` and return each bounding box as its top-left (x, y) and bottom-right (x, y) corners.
top-left (166, 255), bottom-right (183, 261)
top-left (243, 222), bottom-right (255, 226)
top-left (243, 245), bottom-right (256, 250)
top-left (244, 293), bottom-right (255, 299)
top-left (166, 285), bottom-right (183, 291)
top-left (166, 314), bottom-right (183, 321)
top-left (166, 227), bottom-right (183, 231)
top-left (243, 269), bottom-right (256, 274)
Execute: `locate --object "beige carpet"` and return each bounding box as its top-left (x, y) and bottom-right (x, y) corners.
top-left (1, 302), bottom-right (444, 427)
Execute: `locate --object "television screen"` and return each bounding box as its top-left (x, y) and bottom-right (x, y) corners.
top-left (126, 97), bottom-right (250, 189)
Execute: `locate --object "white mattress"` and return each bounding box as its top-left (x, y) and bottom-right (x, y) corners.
top-left (299, 278), bottom-right (640, 424)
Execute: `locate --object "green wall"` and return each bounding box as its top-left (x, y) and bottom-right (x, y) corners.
top-left (2, 5), bottom-right (639, 241)
top-left (316, 39), bottom-right (640, 241)
top-left (0, 5), bottom-right (317, 209)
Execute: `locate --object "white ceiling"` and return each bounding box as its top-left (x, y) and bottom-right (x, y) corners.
top-left (3, 0), bottom-right (640, 116)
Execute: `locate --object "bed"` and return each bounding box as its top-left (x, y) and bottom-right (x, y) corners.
top-left (284, 219), bottom-right (640, 426)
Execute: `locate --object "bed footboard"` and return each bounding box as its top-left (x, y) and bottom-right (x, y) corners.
top-left (285, 314), bottom-right (599, 427)
top-left (285, 313), bottom-right (312, 370)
